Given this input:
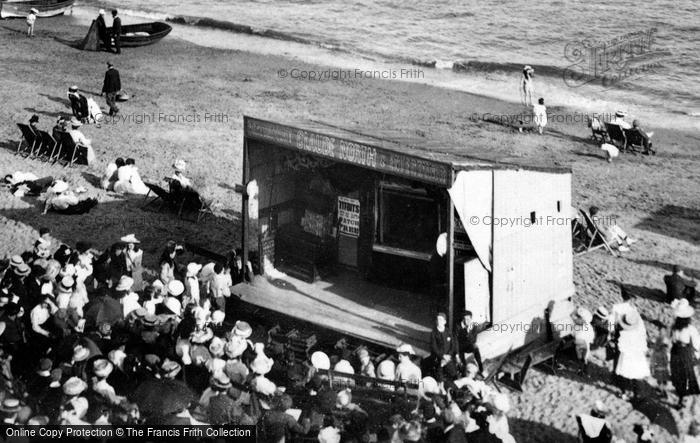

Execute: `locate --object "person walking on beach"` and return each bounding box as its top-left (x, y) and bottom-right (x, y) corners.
top-left (26, 8), bottom-right (37, 37)
top-left (669, 299), bottom-right (700, 410)
top-left (521, 66), bottom-right (534, 106)
top-left (110, 10), bottom-right (122, 54)
top-left (101, 62), bottom-right (121, 117)
top-left (532, 97), bottom-right (547, 134)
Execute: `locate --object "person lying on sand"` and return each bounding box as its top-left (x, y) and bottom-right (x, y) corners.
top-left (42, 180), bottom-right (97, 215)
top-left (4, 172), bottom-right (54, 197)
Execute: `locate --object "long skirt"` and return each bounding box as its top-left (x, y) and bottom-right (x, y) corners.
top-left (670, 343), bottom-right (700, 397)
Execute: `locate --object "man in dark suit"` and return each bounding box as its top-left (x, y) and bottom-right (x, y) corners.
top-left (455, 310), bottom-right (484, 374)
top-left (664, 265), bottom-right (697, 305)
top-left (101, 62), bottom-right (121, 116)
top-left (110, 9), bottom-right (122, 54)
top-left (96, 10), bottom-right (108, 50)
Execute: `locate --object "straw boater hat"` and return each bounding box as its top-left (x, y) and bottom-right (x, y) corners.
top-left (172, 159), bottom-right (187, 172)
top-left (142, 314), bottom-right (159, 327)
top-left (14, 263), bottom-right (30, 277)
top-left (63, 377), bottom-right (87, 396)
top-left (186, 262), bottom-right (202, 277)
top-left (161, 359), bottom-right (182, 378)
top-left (311, 351), bottom-right (331, 370)
top-left (93, 359), bottom-right (113, 378)
top-left (594, 306), bottom-right (609, 319)
top-left (115, 276), bottom-right (134, 292)
top-left (615, 110), bottom-right (626, 118)
top-left (30, 8), bottom-right (38, 13)
top-left (620, 311), bottom-right (641, 330)
top-left (167, 280), bottom-right (184, 297)
top-left (0, 398), bottom-right (22, 414)
top-left (9, 255), bottom-right (23, 268)
top-left (120, 234), bottom-right (140, 244)
top-left (232, 320), bottom-right (252, 338)
top-left (210, 372), bottom-right (232, 390)
top-left (396, 343), bottom-right (416, 355)
top-left (132, 307), bottom-right (148, 319)
top-left (224, 337), bottom-right (247, 359)
top-left (72, 345), bottom-right (90, 363)
top-left (68, 85), bottom-right (78, 93)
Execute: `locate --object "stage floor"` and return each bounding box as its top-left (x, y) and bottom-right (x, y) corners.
top-left (231, 271), bottom-right (433, 355)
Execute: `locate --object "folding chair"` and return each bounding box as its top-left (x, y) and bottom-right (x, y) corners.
top-left (195, 196), bottom-right (217, 223)
top-left (575, 209), bottom-right (618, 256)
top-left (34, 130), bottom-right (57, 161)
top-left (68, 93), bottom-right (89, 122)
top-left (604, 123), bottom-right (627, 151)
top-left (58, 132), bottom-right (80, 167)
top-left (588, 117), bottom-right (609, 143)
top-left (623, 128), bottom-right (655, 155)
top-left (142, 182), bottom-right (177, 212)
top-left (16, 123), bottom-right (39, 157)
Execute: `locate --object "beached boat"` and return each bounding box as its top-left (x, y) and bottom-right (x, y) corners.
top-left (0, 0), bottom-right (74, 19)
top-left (120, 22), bottom-right (172, 47)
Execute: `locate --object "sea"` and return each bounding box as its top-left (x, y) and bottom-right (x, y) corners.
top-left (79, 0), bottom-right (700, 131)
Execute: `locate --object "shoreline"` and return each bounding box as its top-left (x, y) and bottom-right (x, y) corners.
top-left (68, 4), bottom-right (700, 132)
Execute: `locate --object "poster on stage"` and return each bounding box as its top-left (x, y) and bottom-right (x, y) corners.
top-left (338, 196), bottom-right (360, 238)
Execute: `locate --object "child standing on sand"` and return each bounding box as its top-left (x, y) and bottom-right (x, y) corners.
top-left (532, 97), bottom-right (547, 134)
top-left (26, 8), bottom-right (37, 37)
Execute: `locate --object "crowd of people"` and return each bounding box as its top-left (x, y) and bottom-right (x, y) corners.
top-left (0, 233), bottom-right (526, 442)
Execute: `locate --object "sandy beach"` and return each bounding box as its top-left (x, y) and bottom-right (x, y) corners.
top-left (0, 13), bottom-right (699, 442)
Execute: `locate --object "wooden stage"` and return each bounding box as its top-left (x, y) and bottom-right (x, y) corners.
top-left (231, 272), bottom-right (433, 355)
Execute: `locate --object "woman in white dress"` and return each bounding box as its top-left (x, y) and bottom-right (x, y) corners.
top-left (121, 234), bottom-right (143, 291)
top-left (615, 310), bottom-right (650, 401)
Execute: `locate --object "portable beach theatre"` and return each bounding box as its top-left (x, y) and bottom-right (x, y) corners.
top-left (234, 116), bottom-right (575, 359)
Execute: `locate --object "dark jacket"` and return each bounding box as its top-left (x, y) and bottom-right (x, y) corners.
top-left (430, 327), bottom-right (456, 359)
top-left (455, 322), bottom-right (479, 354)
top-left (96, 15), bottom-right (108, 41)
top-left (664, 273), bottom-right (695, 302)
top-left (102, 68), bottom-right (121, 94)
top-left (112, 16), bottom-right (122, 37)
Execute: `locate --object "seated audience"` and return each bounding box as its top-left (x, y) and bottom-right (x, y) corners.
top-left (100, 157), bottom-right (125, 190)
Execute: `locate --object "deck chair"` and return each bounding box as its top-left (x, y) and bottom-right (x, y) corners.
top-left (588, 117), bottom-right (609, 143)
top-left (575, 209), bottom-right (618, 256)
top-left (623, 128), bottom-right (655, 155)
top-left (496, 354), bottom-right (533, 392)
top-left (57, 132), bottom-right (82, 167)
top-left (604, 123), bottom-right (627, 151)
top-left (34, 130), bottom-right (58, 161)
top-left (16, 123), bottom-right (39, 157)
top-left (142, 182), bottom-right (179, 212)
